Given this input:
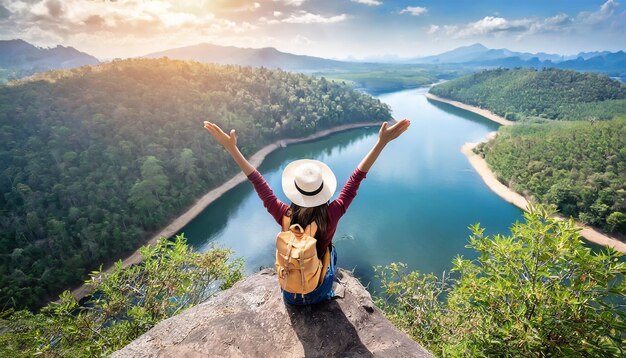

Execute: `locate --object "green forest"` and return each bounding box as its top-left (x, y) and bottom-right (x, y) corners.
top-left (431, 68), bottom-right (626, 235)
top-left (429, 68), bottom-right (626, 121)
top-left (0, 58), bottom-right (392, 310)
top-left (475, 117), bottom-right (626, 234)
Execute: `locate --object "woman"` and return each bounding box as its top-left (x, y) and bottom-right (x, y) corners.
top-left (204, 119), bottom-right (410, 304)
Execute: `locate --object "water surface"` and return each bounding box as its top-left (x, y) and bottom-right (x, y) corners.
top-left (179, 87), bottom-right (524, 290)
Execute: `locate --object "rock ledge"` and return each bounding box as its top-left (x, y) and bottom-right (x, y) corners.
top-left (112, 268), bottom-right (432, 357)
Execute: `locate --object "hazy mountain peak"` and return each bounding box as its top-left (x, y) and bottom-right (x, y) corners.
top-left (143, 42), bottom-right (345, 71)
top-left (409, 43), bottom-right (624, 72)
top-left (0, 39), bottom-right (99, 79)
top-left (465, 43), bottom-right (488, 50)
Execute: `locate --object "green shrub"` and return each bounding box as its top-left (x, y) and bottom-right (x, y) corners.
top-left (376, 205), bottom-right (626, 357)
top-left (607, 212), bottom-right (626, 234)
top-left (0, 235), bottom-right (243, 357)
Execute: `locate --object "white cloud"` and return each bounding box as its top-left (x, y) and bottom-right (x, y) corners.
top-left (527, 13), bottom-right (572, 34)
top-left (273, 0), bottom-right (307, 6)
top-left (273, 11), bottom-right (282, 17)
top-left (578, 0), bottom-right (620, 24)
top-left (351, 0), bottom-right (382, 6)
top-left (282, 11), bottom-right (347, 24)
top-left (0, 0), bottom-right (258, 55)
top-left (291, 34), bottom-right (312, 45)
top-left (455, 16), bottom-right (530, 38)
top-left (400, 6), bottom-right (427, 16)
top-left (430, 0), bottom-right (622, 40)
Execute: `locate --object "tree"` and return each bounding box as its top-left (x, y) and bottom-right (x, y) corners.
top-left (175, 148), bottom-right (197, 184)
top-left (376, 205), bottom-right (626, 357)
top-left (607, 212), bottom-right (626, 234)
top-left (128, 156), bottom-right (169, 217)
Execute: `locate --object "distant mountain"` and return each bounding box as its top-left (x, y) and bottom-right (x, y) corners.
top-left (411, 44), bottom-right (625, 76)
top-left (144, 43), bottom-right (349, 71)
top-left (555, 51), bottom-right (626, 74)
top-left (468, 52), bottom-right (626, 76)
top-left (569, 51), bottom-right (612, 61)
top-left (411, 43), bottom-right (490, 64)
top-left (410, 43), bottom-right (566, 64)
top-left (0, 39), bottom-right (100, 81)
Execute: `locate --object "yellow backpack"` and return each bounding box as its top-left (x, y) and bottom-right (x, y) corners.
top-left (275, 216), bottom-right (323, 295)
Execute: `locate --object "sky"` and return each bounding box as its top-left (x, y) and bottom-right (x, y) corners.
top-left (0, 0), bottom-right (624, 60)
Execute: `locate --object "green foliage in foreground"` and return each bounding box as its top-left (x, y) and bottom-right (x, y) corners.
top-left (0, 235), bottom-right (243, 357)
top-left (376, 206), bottom-right (626, 357)
top-left (476, 117), bottom-right (626, 234)
top-left (429, 68), bottom-right (626, 121)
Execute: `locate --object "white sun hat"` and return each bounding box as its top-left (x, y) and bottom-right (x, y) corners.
top-left (282, 159), bottom-right (337, 208)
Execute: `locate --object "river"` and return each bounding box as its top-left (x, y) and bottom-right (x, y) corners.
top-left (178, 87), bottom-right (524, 292)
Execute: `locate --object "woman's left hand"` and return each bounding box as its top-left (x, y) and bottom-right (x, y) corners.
top-left (378, 118), bottom-right (410, 145)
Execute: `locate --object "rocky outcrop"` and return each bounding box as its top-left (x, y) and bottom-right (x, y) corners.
top-left (112, 268), bottom-right (432, 357)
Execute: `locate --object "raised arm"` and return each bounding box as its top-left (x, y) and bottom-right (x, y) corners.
top-left (357, 119), bottom-right (410, 173)
top-left (203, 121), bottom-right (255, 176)
top-left (329, 118), bottom-right (411, 221)
top-left (203, 121), bottom-right (288, 224)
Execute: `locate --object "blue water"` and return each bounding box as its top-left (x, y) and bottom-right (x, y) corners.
top-left (178, 87), bottom-right (524, 291)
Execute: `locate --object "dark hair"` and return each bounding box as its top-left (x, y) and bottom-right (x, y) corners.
top-left (288, 202), bottom-right (328, 243)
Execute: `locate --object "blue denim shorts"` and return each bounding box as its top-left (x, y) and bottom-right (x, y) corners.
top-left (282, 246), bottom-right (337, 305)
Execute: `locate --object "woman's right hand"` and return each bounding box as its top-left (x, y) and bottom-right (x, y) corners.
top-left (204, 121), bottom-right (238, 151)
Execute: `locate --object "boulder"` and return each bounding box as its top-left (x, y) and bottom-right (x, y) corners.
top-left (111, 268), bottom-right (433, 357)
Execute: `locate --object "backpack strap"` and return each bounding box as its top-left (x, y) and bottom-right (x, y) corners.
top-left (281, 230), bottom-right (297, 293)
top-left (282, 216), bottom-right (291, 232)
top-left (306, 221), bottom-right (318, 238)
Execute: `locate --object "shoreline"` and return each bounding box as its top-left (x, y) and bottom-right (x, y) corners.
top-left (463, 135), bottom-right (626, 254)
top-left (425, 91), bottom-right (626, 252)
top-left (425, 93), bottom-right (515, 126)
top-left (67, 121), bottom-right (383, 301)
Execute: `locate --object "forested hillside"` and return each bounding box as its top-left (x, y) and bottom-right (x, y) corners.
top-left (0, 58), bottom-right (391, 310)
top-left (430, 68), bottom-right (626, 121)
top-left (475, 118), bottom-right (626, 234)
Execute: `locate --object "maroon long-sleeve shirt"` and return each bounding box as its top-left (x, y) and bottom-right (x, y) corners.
top-left (247, 168), bottom-right (367, 258)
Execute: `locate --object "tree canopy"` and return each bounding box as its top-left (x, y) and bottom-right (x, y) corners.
top-left (429, 68), bottom-right (626, 121)
top-left (0, 58), bottom-right (391, 310)
top-left (475, 117), bottom-right (626, 234)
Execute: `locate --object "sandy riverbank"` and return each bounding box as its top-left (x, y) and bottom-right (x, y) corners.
top-left (425, 93), bottom-right (515, 126)
top-left (426, 91), bottom-right (626, 252)
top-left (462, 135), bottom-right (626, 254)
top-left (68, 121), bottom-right (384, 301)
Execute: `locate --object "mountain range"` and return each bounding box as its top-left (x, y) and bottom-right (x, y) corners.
top-left (0, 39), bottom-right (99, 81)
top-left (1, 39), bottom-right (625, 81)
top-left (409, 43), bottom-right (625, 76)
top-left (409, 43), bottom-right (606, 64)
top-left (143, 43), bottom-right (350, 72)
